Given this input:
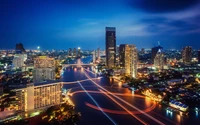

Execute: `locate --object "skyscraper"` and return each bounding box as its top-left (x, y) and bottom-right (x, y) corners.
top-left (105, 27), bottom-right (116, 68)
top-left (33, 56), bottom-right (55, 82)
top-left (151, 45), bottom-right (163, 63)
top-left (154, 49), bottom-right (165, 70)
top-left (182, 46), bottom-right (192, 65)
top-left (119, 44), bottom-right (138, 78)
top-left (77, 47), bottom-right (81, 58)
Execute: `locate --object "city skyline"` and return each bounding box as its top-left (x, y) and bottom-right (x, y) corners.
top-left (1, 0), bottom-right (200, 50)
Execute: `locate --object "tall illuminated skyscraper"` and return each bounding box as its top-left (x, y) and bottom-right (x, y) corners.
top-left (105, 27), bottom-right (116, 68)
top-left (119, 44), bottom-right (138, 78)
top-left (33, 56), bottom-right (55, 82)
top-left (151, 45), bottom-right (163, 63)
top-left (77, 47), bottom-right (81, 58)
top-left (154, 49), bottom-right (165, 69)
top-left (182, 46), bottom-right (192, 64)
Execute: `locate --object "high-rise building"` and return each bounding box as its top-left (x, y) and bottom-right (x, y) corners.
top-left (12, 54), bottom-right (27, 68)
top-left (182, 46), bottom-right (192, 64)
top-left (33, 56), bottom-right (55, 82)
top-left (16, 43), bottom-right (26, 53)
top-left (77, 47), bottom-right (81, 58)
top-left (151, 45), bottom-right (163, 63)
top-left (15, 81), bottom-right (62, 112)
top-left (154, 49), bottom-right (165, 69)
top-left (119, 44), bottom-right (138, 78)
top-left (198, 50), bottom-right (200, 64)
top-left (105, 27), bottom-right (116, 68)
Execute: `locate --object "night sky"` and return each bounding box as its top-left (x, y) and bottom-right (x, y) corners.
top-left (0, 0), bottom-right (200, 50)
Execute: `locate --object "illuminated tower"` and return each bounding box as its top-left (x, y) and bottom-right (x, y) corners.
top-left (77, 47), bottom-right (81, 58)
top-left (182, 46), bottom-right (192, 65)
top-left (119, 44), bottom-right (138, 78)
top-left (105, 27), bottom-right (116, 68)
top-left (154, 49), bottom-right (165, 69)
top-left (151, 45), bottom-right (163, 63)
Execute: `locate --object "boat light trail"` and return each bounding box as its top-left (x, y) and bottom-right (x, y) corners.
top-left (77, 81), bottom-right (117, 125)
top-left (82, 68), bottom-right (165, 125)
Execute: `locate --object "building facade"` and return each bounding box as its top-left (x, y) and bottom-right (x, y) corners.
top-left (119, 44), bottom-right (138, 78)
top-left (106, 27), bottom-right (116, 68)
top-left (16, 43), bottom-right (26, 53)
top-left (154, 49), bottom-right (165, 69)
top-left (15, 82), bottom-right (62, 112)
top-left (33, 56), bottom-right (55, 82)
top-left (182, 46), bottom-right (192, 65)
top-left (151, 46), bottom-right (163, 63)
top-left (12, 54), bottom-right (27, 68)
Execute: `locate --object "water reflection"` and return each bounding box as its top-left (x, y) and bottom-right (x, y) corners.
top-left (144, 97), bottom-right (152, 107)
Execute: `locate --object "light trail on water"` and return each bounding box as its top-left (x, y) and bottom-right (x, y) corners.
top-left (77, 81), bottom-right (117, 125)
top-left (82, 68), bottom-right (165, 125)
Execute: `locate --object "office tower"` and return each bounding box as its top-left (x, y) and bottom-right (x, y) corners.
top-left (119, 44), bottom-right (138, 78)
top-left (182, 46), bottom-right (192, 65)
top-left (33, 56), bottom-right (55, 82)
top-left (151, 45), bottom-right (163, 63)
top-left (15, 82), bottom-right (62, 112)
top-left (105, 27), bottom-right (116, 68)
top-left (154, 49), bottom-right (165, 69)
top-left (12, 54), bottom-right (27, 68)
top-left (198, 50), bottom-right (200, 64)
top-left (77, 47), bottom-right (81, 58)
top-left (16, 43), bottom-right (26, 53)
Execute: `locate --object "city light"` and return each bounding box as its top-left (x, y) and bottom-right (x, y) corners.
top-left (1, 1), bottom-right (200, 124)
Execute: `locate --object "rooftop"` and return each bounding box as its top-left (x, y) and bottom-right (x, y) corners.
top-left (34, 80), bottom-right (62, 87)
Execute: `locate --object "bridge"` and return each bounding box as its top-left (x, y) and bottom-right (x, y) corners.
top-left (62, 63), bottom-right (96, 68)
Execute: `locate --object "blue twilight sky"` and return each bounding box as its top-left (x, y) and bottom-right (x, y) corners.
top-left (0, 0), bottom-right (200, 50)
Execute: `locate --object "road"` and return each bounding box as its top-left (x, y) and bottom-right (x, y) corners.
top-left (61, 58), bottom-right (200, 125)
